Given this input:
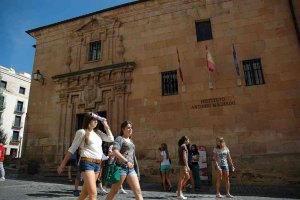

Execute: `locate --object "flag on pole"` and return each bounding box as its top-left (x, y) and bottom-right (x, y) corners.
top-left (206, 46), bottom-right (216, 72)
top-left (233, 43), bottom-right (240, 76)
top-left (176, 48), bottom-right (184, 83)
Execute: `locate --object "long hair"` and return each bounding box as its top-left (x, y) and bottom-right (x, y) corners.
top-left (120, 120), bottom-right (133, 137)
top-left (215, 137), bottom-right (226, 149)
top-left (82, 113), bottom-right (97, 145)
top-left (178, 136), bottom-right (189, 147)
top-left (160, 143), bottom-right (169, 159)
top-left (191, 144), bottom-right (198, 154)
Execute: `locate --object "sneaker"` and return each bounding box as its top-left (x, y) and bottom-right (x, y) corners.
top-left (226, 193), bottom-right (234, 198)
top-left (73, 190), bottom-right (80, 197)
top-left (98, 188), bottom-right (108, 195)
top-left (119, 188), bottom-right (127, 194)
top-left (177, 194), bottom-right (187, 199)
top-left (0, 177), bottom-right (5, 181)
top-left (216, 193), bottom-right (224, 198)
top-left (186, 184), bottom-right (192, 189)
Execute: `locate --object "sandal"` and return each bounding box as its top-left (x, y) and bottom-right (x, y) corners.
top-left (68, 179), bottom-right (72, 183)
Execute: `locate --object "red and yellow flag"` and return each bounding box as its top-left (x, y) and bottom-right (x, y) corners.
top-left (206, 46), bottom-right (216, 72)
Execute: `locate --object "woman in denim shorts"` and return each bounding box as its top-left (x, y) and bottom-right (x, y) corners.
top-left (213, 137), bottom-right (235, 198)
top-left (106, 121), bottom-right (143, 200)
top-left (57, 112), bottom-right (114, 200)
top-left (158, 143), bottom-right (172, 192)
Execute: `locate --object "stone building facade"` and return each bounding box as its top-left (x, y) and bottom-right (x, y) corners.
top-left (25, 0), bottom-right (300, 184)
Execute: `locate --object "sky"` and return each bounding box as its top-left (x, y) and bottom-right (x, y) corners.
top-left (0, 0), bottom-right (137, 74)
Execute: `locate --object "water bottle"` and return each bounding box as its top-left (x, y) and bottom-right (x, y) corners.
top-left (89, 112), bottom-right (106, 122)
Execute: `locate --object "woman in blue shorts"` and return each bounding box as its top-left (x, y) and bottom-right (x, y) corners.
top-left (57, 112), bottom-right (114, 200)
top-left (213, 137), bottom-right (235, 198)
top-left (159, 143), bottom-right (172, 191)
top-left (106, 121), bottom-right (143, 200)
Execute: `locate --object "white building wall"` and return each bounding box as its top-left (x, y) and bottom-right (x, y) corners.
top-left (0, 66), bottom-right (31, 158)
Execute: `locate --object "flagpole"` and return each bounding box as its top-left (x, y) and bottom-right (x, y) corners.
top-left (233, 43), bottom-right (242, 86)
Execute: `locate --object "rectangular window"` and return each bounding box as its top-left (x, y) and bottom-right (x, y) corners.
top-left (0, 80), bottom-right (7, 89)
top-left (88, 41), bottom-right (101, 61)
top-left (243, 59), bottom-right (265, 86)
top-left (16, 101), bottom-right (23, 112)
top-left (161, 70), bottom-right (178, 96)
top-left (14, 116), bottom-right (21, 127)
top-left (195, 20), bottom-right (213, 42)
top-left (19, 87), bottom-right (25, 94)
top-left (12, 131), bottom-right (19, 141)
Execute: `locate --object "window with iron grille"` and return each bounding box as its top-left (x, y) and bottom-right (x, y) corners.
top-left (0, 80), bottom-right (7, 89)
top-left (88, 41), bottom-right (101, 61)
top-left (161, 70), bottom-right (178, 96)
top-left (243, 59), bottom-right (265, 86)
top-left (195, 20), bottom-right (213, 42)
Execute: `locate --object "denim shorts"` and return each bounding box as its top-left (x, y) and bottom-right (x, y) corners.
top-left (220, 165), bottom-right (229, 172)
top-left (79, 160), bottom-right (101, 173)
top-left (119, 167), bottom-right (137, 176)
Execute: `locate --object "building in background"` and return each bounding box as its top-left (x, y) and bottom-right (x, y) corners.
top-left (0, 66), bottom-right (31, 158)
top-left (24, 0), bottom-right (300, 184)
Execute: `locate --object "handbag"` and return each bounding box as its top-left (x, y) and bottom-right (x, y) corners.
top-left (103, 163), bottom-right (120, 184)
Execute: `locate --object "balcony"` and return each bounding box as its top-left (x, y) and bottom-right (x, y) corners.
top-left (14, 106), bottom-right (26, 115)
top-left (9, 137), bottom-right (21, 145)
top-left (12, 122), bottom-right (23, 130)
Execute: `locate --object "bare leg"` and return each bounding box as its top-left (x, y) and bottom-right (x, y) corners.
top-left (126, 174), bottom-right (143, 200)
top-left (166, 171), bottom-right (172, 190)
top-left (78, 171), bottom-right (98, 200)
top-left (223, 171), bottom-right (230, 195)
top-left (215, 169), bottom-right (222, 196)
top-left (162, 172), bottom-right (167, 191)
top-left (106, 175), bottom-right (126, 200)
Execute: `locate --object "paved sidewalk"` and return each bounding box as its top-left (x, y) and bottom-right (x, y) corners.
top-left (0, 170), bottom-right (299, 200)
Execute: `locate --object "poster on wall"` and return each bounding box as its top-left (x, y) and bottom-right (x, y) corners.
top-left (198, 145), bottom-right (208, 180)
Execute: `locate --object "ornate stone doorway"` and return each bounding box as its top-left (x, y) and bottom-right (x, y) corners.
top-left (52, 62), bottom-right (135, 159)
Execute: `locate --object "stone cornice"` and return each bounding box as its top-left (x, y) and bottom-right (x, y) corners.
top-left (52, 62), bottom-right (135, 80)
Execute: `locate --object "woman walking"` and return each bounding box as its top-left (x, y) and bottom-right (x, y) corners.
top-left (57, 112), bottom-right (114, 200)
top-left (106, 120), bottom-right (143, 200)
top-left (176, 136), bottom-right (190, 200)
top-left (213, 137), bottom-right (235, 198)
top-left (159, 143), bottom-right (172, 191)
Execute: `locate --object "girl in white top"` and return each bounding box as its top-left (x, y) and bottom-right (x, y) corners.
top-left (57, 112), bottom-right (114, 200)
top-left (158, 143), bottom-right (172, 192)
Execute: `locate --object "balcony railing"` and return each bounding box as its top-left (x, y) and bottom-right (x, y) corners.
top-left (14, 106), bottom-right (26, 115)
top-left (9, 137), bottom-right (21, 145)
top-left (12, 122), bottom-right (23, 130)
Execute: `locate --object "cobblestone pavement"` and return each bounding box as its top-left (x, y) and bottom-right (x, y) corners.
top-left (0, 175), bottom-right (299, 200)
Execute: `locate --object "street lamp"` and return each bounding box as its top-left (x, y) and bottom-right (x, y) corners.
top-left (32, 70), bottom-right (45, 85)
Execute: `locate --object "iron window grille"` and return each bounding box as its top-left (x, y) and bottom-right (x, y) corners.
top-left (88, 41), bottom-right (101, 61)
top-left (161, 70), bottom-right (178, 96)
top-left (243, 58), bottom-right (265, 86)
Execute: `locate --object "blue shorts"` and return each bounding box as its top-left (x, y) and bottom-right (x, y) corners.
top-left (119, 167), bottom-right (137, 176)
top-left (79, 160), bottom-right (101, 173)
top-left (220, 165), bottom-right (229, 172)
